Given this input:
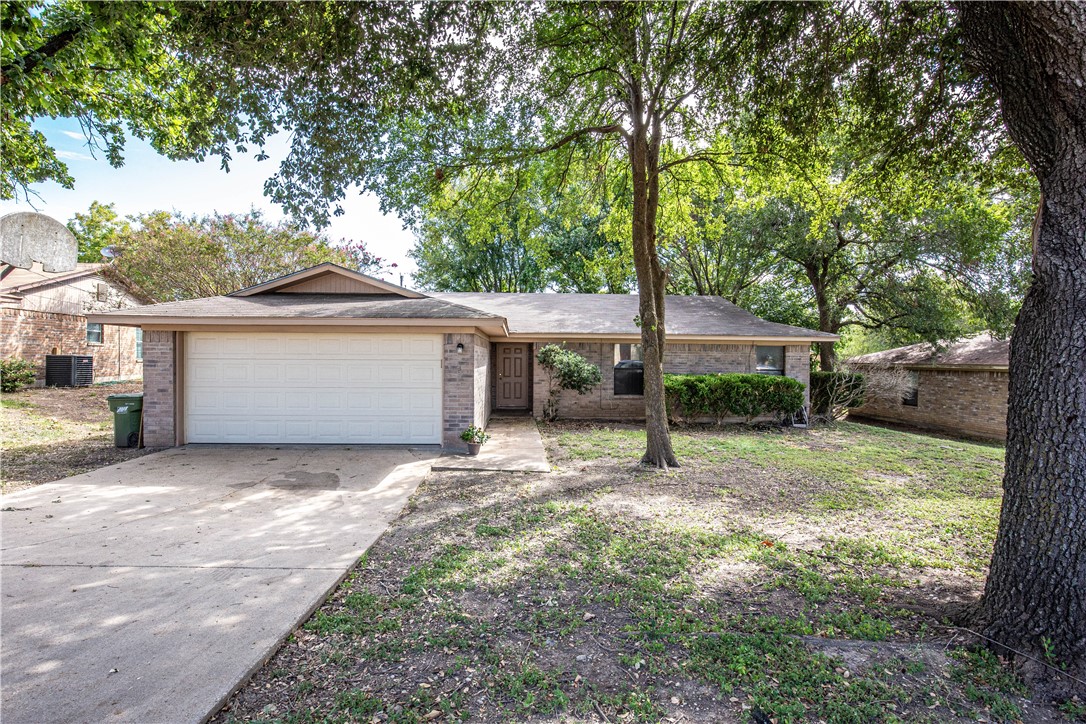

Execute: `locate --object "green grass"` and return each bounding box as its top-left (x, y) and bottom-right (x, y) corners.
top-left (218, 422), bottom-right (1047, 724)
top-left (556, 422), bottom-right (1005, 573)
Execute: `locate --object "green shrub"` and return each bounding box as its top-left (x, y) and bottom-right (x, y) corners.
top-left (663, 373), bottom-right (805, 423)
top-left (536, 344), bottom-right (602, 420)
top-left (0, 358), bottom-right (36, 393)
top-left (810, 371), bottom-right (866, 418)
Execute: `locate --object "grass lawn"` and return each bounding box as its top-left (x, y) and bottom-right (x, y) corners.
top-left (0, 381), bottom-right (152, 492)
top-left (213, 422), bottom-right (1081, 723)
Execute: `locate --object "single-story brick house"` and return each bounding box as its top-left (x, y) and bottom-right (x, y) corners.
top-left (847, 333), bottom-right (1010, 441)
top-left (89, 263), bottom-right (835, 450)
top-left (1, 262), bottom-right (148, 384)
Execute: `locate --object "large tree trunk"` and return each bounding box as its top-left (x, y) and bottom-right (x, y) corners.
top-left (958, 2), bottom-right (1086, 675)
top-left (628, 97), bottom-right (679, 469)
top-left (807, 268), bottom-right (838, 371)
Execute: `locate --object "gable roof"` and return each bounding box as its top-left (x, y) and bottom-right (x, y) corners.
top-left (0, 262), bottom-right (106, 295)
top-left (848, 333), bottom-right (1009, 369)
top-left (230, 263), bottom-right (424, 298)
top-left (432, 292), bottom-right (836, 341)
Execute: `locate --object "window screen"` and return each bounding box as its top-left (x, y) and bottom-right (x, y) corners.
top-left (135, 328), bottom-right (144, 360)
top-left (86, 322), bottom-right (103, 344)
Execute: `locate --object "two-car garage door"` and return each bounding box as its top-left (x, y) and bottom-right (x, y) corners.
top-left (184, 332), bottom-right (442, 444)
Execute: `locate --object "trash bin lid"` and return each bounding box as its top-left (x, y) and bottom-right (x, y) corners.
top-left (107, 393), bottom-right (144, 401)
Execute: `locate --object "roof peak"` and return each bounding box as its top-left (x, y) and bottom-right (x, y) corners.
top-left (229, 263), bottom-right (425, 299)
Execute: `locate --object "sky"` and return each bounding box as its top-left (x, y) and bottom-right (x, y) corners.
top-left (0, 118), bottom-right (420, 283)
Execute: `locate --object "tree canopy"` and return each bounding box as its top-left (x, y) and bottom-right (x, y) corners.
top-left (101, 208), bottom-right (382, 301)
top-left (0, 1), bottom-right (270, 200)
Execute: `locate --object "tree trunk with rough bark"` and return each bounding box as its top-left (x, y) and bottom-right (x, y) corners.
top-left (628, 90), bottom-right (679, 469)
top-left (808, 270), bottom-right (838, 371)
top-left (958, 1), bottom-right (1086, 676)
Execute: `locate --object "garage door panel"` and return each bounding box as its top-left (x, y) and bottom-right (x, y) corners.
top-left (346, 364), bottom-right (376, 383)
top-left (284, 391), bottom-right (313, 410)
top-left (253, 363), bottom-right (282, 382)
top-left (253, 392), bottom-right (280, 411)
top-left (185, 332), bottom-right (443, 444)
top-left (283, 364), bottom-right (312, 384)
top-left (283, 337), bottom-right (311, 356)
top-left (222, 364), bottom-right (249, 383)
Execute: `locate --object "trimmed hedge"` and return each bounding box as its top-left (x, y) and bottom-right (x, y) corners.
top-left (1, 358), bottom-right (36, 393)
top-left (810, 371), bottom-right (866, 416)
top-left (663, 373), bottom-right (805, 423)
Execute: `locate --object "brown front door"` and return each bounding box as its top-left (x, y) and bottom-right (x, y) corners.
top-left (496, 343), bottom-right (530, 409)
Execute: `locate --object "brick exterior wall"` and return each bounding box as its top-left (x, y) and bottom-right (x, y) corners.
top-left (531, 341), bottom-right (811, 421)
top-left (1, 308), bottom-right (142, 384)
top-left (850, 367), bottom-right (1008, 441)
top-left (473, 334), bottom-right (491, 431)
top-left (141, 330), bottom-right (177, 447)
top-left (442, 333), bottom-right (491, 451)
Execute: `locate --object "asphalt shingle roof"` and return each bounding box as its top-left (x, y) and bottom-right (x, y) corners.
top-left (848, 333), bottom-right (1009, 368)
top-left (432, 292), bottom-right (835, 338)
top-left (95, 288), bottom-right (833, 339)
top-left (104, 293), bottom-right (501, 320)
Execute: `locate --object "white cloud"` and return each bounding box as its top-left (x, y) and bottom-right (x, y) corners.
top-left (60, 130), bottom-right (85, 140)
top-left (55, 150), bottom-right (94, 161)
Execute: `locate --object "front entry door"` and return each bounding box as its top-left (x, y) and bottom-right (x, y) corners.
top-left (496, 343), bottom-right (531, 409)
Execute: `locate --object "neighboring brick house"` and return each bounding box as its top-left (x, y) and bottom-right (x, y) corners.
top-left (89, 263), bottom-right (835, 450)
top-left (848, 333), bottom-right (1010, 441)
top-left (1, 263), bottom-right (148, 384)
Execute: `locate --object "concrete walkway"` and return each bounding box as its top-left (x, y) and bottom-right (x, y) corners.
top-left (0, 445), bottom-right (438, 724)
top-left (432, 416), bottom-right (550, 473)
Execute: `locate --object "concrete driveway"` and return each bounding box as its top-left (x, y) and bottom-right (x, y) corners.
top-left (0, 445), bottom-right (438, 724)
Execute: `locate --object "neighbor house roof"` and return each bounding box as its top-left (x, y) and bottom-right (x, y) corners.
top-left (89, 263), bottom-right (836, 342)
top-left (432, 292), bottom-right (836, 341)
top-left (848, 333), bottom-right (1009, 369)
top-left (0, 262), bottom-right (105, 295)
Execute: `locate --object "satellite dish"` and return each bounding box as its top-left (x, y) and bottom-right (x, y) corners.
top-left (0, 212), bottom-right (78, 272)
top-left (101, 245), bottom-right (118, 259)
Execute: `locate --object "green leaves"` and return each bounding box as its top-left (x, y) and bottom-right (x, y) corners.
top-left (108, 209), bottom-right (383, 301)
top-left (663, 373), bottom-right (806, 423)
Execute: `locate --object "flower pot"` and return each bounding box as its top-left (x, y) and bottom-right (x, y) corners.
top-left (467, 442), bottom-right (482, 456)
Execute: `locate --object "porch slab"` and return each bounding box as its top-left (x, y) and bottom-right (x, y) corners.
top-left (433, 417), bottom-right (550, 473)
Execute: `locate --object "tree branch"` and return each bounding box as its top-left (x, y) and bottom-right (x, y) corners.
top-left (1, 27), bottom-right (81, 86)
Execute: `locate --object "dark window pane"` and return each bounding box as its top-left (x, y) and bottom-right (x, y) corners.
top-left (902, 370), bottom-right (919, 407)
top-left (755, 346), bottom-right (785, 375)
top-left (86, 323), bottom-right (103, 344)
top-left (614, 344), bottom-right (644, 395)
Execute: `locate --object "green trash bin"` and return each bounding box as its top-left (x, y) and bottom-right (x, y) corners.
top-left (107, 393), bottom-right (144, 448)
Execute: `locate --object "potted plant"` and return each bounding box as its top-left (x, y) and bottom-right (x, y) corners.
top-left (460, 425), bottom-right (490, 456)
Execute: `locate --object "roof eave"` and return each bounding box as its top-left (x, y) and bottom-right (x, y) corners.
top-left (85, 312), bottom-right (507, 335)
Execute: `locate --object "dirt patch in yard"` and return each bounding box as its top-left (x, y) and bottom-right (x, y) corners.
top-left (1, 381), bottom-right (152, 492)
top-left (212, 422), bottom-right (1079, 724)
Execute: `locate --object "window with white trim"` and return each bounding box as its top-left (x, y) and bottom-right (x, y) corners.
top-left (86, 322), bottom-right (103, 345)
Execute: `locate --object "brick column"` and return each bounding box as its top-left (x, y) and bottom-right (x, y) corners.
top-left (142, 330), bottom-right (176, 447)
top-left (785, 344), bottom-right (811, 406)
top-left (442, 333), bottom-right (476, 451)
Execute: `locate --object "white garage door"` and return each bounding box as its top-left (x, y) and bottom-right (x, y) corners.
top-left (184, 332), bottom-right (442, 444)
